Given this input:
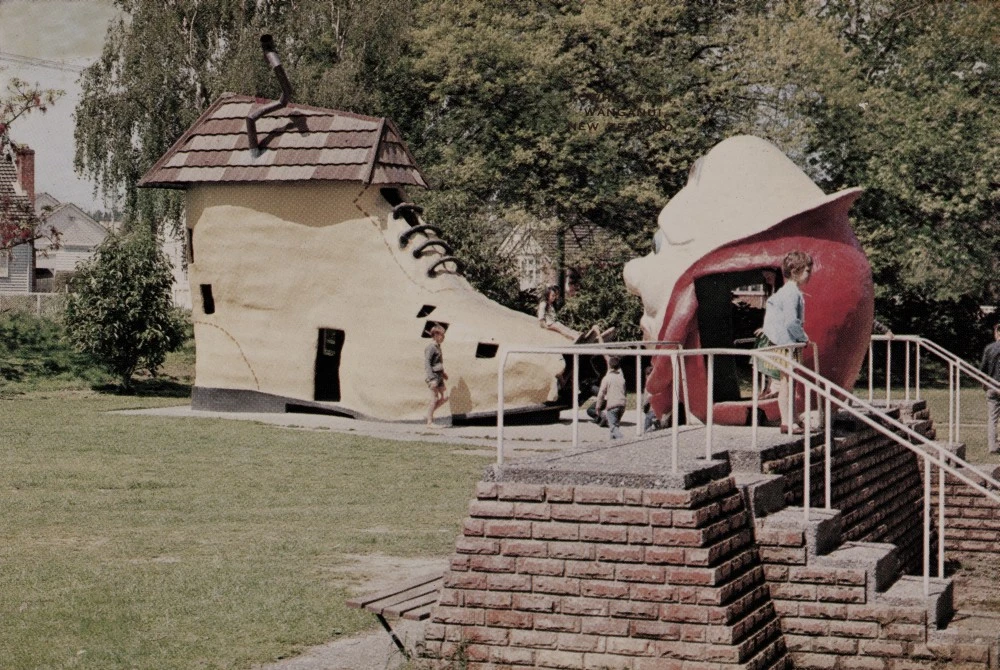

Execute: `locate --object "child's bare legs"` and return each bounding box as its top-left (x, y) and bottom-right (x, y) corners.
top-left (427, 383), bottom-right (448, 426)
top-left (776, 373), bottom-right (801, 433)
top-left (777, 373), bottom-right (790, 429)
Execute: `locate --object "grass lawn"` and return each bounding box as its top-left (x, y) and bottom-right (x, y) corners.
top-left (2, 314), bottom-right (997, 669)
top-left (891, 387), bottom-right (1000, 464)
top-left (1, 391), bottom-right (490, 670)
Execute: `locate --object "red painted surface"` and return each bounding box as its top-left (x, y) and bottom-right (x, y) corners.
top-left (646, 197), bottom-right (874, 425)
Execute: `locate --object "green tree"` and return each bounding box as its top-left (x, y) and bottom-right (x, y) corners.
top-left (74, 0), bottom-right (416, 234)
top-left (815, 1), bottom-right (999, 349)
top-left (74, 0), bottom-right (1000, 349)
top-left (399, 0), bottom-right (750, 324)
top-left (712, 1), bottom-right (999, 348)
top-left (64, 233), bottom-right (186, 390)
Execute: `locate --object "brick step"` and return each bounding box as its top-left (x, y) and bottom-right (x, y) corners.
top-left (876, 575), bottom-right (953, 629)
top-left (930, 622), bottom-right (1000, 669)
top-left (863, 399), bottom-right (927, 418)
top-left (738, 634), bottom-right (791, 670)
top-left (755, 507), bottom-right (843, 560)
top-left (811, 541), bottom-right (900, 598)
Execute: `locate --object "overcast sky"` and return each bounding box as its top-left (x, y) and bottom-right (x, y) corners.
top-left (0, 0), bottom-right (118, 212)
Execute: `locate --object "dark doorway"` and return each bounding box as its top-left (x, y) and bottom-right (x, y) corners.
top-left (694, 269), bottom-right (779, 402)
top-left (315, 328), bottom-right (345, 402)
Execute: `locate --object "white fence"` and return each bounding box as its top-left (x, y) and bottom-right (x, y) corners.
top-left (0, 292), bottom-right (66, 318)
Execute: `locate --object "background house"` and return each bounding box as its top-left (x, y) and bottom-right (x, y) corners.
top-left (0, 138), bottom-right (36, 293)
top-left (32, 193), bottom-right (108, 291)
top-left (497, 219), bottom-right (614, 296)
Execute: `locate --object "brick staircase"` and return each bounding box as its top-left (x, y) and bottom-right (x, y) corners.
top-left (419, 399), bottom-right (999, 669)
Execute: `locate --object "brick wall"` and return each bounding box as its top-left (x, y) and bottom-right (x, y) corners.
top-left (422, 478), bottom-right (790, 670)
top-left (755, 516), bottom-right (993, 670)
top-left (936, 465), bottom-right (1000, 554)
top-left (758, 421), bottom-right (928, 572)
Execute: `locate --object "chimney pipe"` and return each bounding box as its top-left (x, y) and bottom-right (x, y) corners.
top-left (246, 34), bottom-right (293, 157)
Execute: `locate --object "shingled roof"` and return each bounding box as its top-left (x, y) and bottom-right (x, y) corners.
top-left (1, 142), bottom-right (33, 241)
top-left (138, 94), bottom-right (428, 189)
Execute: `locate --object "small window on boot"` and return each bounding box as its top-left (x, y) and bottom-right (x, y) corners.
top-left (200, 284), bottom-right (215, 315)
top-left (476, 343), bottom-right (499, 358)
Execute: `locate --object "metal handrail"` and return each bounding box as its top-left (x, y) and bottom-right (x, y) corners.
top-left (773, 351), bottom-right (1000, 595)
top-left (496, 342), bottom-right (1000, 596)
top-left (496, 341), bottom-right (687, 464)
top-left (868, 334), bottom-right (1000, 444)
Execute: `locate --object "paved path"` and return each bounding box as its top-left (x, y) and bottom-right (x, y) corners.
top-left (115, 404), bottom-right (665, 457)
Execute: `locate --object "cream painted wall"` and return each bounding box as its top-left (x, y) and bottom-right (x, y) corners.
top-left (185, 182), bottom-right (567, 421)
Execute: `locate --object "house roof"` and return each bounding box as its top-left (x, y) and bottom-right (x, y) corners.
top-left (499, 221), bottom-right (616, 263)
top-left (138, 94), bottom-right (428, 189)
top-left (35, 192), bottom-right (61, 213)
top-left (36, 202), bottom-right (108, 250)
top-left (1, 140), bottom-right (33, 242)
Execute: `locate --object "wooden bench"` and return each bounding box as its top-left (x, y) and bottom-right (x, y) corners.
top-left (345, 572), bottom-right (444, 657)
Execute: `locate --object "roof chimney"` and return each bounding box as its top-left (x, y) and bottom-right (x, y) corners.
top-left (246, 34), bottom-right (293, 158)
top-left (14, 145), bottom-right (35, 207)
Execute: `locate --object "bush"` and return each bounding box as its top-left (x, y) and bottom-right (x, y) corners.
top-left (0, 312), bottom-right (108, 388)
top-left (64, 233), bottom-right (186, 390)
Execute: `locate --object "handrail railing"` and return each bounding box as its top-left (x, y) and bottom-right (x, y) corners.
top-left (776, 350), bottom-right (1000, 594)
top-left (496, 341), bottom-right (686, 464)
top-left (497, 342), bottom-right (1000, 596)
top-left (868, 335), bottom-right (1000, 444)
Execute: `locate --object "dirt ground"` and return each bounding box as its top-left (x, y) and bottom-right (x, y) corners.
top-left (255, 554), bottom-right (446, 670)
top-left (946, 551), bottom-right (1000, 640)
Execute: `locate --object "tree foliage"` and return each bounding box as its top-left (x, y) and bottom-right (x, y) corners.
top-left (64, 233), bottom-right (186, 390)
top-left (1, 76), bottom-right (63, 252)
top-left (814, 1), bottom-right (1000, 306)
top-left (74, 0), bottom-right (1000, 349)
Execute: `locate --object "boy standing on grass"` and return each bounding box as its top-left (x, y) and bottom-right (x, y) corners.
top-left (594, 355), bottom-right (627, 440)
top-left (980, 323), bottom-right (1000, 454)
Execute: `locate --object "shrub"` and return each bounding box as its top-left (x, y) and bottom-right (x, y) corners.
top-left (64, 233), bottom-right (186, 390)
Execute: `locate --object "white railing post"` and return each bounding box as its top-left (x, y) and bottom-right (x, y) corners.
top-left (671, 352), bottom-right (679, 473)
top-left (955, 367), bottom-right (961, 444)
top-left (948, 362), bottom-right (956, 444)
top-left (787, 364), bottom-right (795, 435)
top-left (804, 380), bottom-right (812, 523)
top-left (636, 354), bottom-right (643, 437)
top-left (706, 354), bottom-right (714, 460)
top-left (904, 341), bottom-right (911, 402)
top-left (751, 356), bottom-right (759, 450)
top-left (885, 338), bottom-right (892, 405)
top-left (938, 462), bottom-right (945, 578)
top-left (868, 342), bottom-right (875, 403)
top-left (924, 458), bottom-right (931, 596)
top-left (825, 380), bottom-right (832, 510)
top-left (497, 352), bottom-right (506, 465)
top-left (915, 342), bottom-right (922, 401)
top-left (572, 354), bottom-right (580, 449)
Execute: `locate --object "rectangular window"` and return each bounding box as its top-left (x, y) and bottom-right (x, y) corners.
top-left (0, 251), bottom-right (9, 278)
top-left (476, 342), bottom-right (499, 358)
top-left (186, 228), bottom-right (195, 263)
top-left (200, 284), bottom-right (215, 314)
